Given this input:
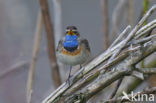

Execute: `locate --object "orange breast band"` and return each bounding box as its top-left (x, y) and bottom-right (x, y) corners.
top-left (62, 46), bottom-right (82, 56)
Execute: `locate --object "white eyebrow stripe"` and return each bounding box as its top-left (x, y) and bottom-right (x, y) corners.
top-left (66, 29), bottom-right (77, 32)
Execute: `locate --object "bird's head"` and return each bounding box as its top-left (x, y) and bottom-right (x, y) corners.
top-left (65, 26), bottom-right (80, 36)
top-left (63, 26), bottom-right (80, 52)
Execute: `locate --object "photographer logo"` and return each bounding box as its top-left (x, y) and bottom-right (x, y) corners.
top-left (122, 91), bottom-right (154, 102)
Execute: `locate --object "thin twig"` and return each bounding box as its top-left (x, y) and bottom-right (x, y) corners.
top-left (136, 68), bottom-right (156, 74)
top-left (26, 12), bottom-right (43, 103)
top-left (135, 18), bottom-right (156, 39)
top-left (107, 25), bottom-right (131, 63)
top-left (130, 34), bottom-right (156, 45)
top-left (40, 0), bottom-right (61, 88)
top-left (109, 25), bottom-right (131, 49)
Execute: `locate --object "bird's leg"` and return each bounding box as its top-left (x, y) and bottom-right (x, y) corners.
top-left (67, 66), bottom-right (72, 85)
top-left (80, 65), bottom-right (82, 69)
top-left (68, 66), bottom-right (72, 79)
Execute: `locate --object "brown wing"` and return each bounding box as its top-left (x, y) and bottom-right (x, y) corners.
top-left (81, 39), bottom-right (91, 52)
top-left (56, 39), bottom-right (63, 52)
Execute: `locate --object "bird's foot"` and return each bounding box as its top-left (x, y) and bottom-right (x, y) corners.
top-left (66, 75), bottom-right (72, 86)
top-left (80, 65), bottom-right (84, 77)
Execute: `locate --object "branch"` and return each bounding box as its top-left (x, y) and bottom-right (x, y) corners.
top-left (26, 11), bottom-right (43, 103)
top-left (106, 26), bottom-right (131, 99)
top-left (135, 19), bottom-right (156, 39)
top-left (109, 25), bottom-right (131, 49)
top-left (136, 68), bottom-right (156, 74)
top-left (40, 0), bottom-right (61, 88)
top-left (130, 34), bottom-right (156, 45)
top-left (108, 78), bottom-right (123, 99)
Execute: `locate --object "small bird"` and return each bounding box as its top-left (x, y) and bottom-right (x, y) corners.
top-left (56, 26), bottom-right (91, 81)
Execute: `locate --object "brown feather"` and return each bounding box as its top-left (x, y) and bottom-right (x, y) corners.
top-left (56, 40), bottom-right (63, 52)
top-left (80, 39), bottom-right (90, 52)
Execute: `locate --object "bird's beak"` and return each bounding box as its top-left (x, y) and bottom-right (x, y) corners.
top-left (67, 30), bottom-right (74, 35)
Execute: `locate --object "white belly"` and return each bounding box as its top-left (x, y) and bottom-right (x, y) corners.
top-left (56, 47), bottom-right (90, 66)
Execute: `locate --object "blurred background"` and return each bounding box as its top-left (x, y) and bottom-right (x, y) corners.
top-left (0, 0), bottom-right (156, 103)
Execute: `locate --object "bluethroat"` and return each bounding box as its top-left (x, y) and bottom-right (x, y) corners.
top-left (56, 26), bottom-right (91, 82)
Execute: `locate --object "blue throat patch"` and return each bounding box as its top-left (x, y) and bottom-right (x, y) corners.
top-left (63, 35), bottom-right (78, 52)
